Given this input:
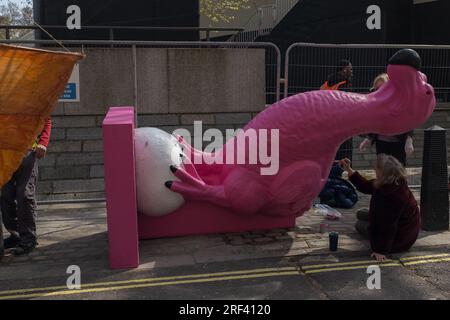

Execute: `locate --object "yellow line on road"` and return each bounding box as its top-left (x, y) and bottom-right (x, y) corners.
top-left (403, 257), bottom-right (450, 266)
top-left (0, 271), bottom-right (301, 300)
top-left (2, 253), bottom-right (449, 300)
top-left (304, 263), bottom-right (402, 275)
top-left (303, 253), bottom-right (450, 271)
top-left (0, 266), bottom-right (297, 297)
top-left (302, 259), bottom-right (396, 270)
top-left (400, 253), bottom-right (450, 262)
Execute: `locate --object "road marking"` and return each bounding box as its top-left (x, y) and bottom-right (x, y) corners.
top-left (0, 271), bottom-right (301, 300)
top-left (302, 253), bottom-right (450, 272)
top-left (403, 257), bottom-right (450, 266)
top-left (2, 253), bottom-right (450, 299)
top-left (302, 259), bottom-right (396, 270)
top-left (0, 266), bottom-right (297, 297)
top-left (400, 253), bottom-right (450, 262)
top-left (304, 263), bottom-right (401, 274)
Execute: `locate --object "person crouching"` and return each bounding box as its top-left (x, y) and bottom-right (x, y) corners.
top-left (340, 155), bottom-right (420, 262)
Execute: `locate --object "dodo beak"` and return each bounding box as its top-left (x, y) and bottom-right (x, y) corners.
top-left (388, 49), bottom-right (422, 71)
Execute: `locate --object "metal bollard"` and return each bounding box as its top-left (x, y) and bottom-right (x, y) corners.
top-left (420, 126), bottom-right (449, 231)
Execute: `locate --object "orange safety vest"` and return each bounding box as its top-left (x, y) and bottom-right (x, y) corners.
top-left (320, 80), bottom-right (348, 91)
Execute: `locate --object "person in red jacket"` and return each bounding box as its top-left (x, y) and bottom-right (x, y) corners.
top-left (340, 155), bottom-right (421, 262)
top-left (1, 118), bottom-right (52, 255)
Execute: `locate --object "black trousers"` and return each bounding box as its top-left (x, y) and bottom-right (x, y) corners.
top-left (355, 208), bottom-right (370, 239)
top-left (1, 151), bottom-right (38, 245)
top-left (375, 140), bottom-right (406, 166)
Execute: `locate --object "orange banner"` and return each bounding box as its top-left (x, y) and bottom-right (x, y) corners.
top-left (0, 44), bottom-right (83, 187)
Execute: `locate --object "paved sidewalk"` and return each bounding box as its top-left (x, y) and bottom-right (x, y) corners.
top-left (1, 185), bottom-right (449, 282)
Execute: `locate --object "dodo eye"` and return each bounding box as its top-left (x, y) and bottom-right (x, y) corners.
top-left (426, 90), bottom-right (431, 95)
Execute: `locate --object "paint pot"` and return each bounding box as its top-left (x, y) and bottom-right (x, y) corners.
top-left (329, 232), bottom-right (339, 252)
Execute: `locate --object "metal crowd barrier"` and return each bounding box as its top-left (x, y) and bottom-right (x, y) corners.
top-left (285, 43), bottom-right (450, 102)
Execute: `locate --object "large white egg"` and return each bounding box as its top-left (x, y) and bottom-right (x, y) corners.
top-left (135, 127), bottom-right (185, 216)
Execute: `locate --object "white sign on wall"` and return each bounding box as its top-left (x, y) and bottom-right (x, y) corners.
top-left (59, 64), bottom-right (80, 102)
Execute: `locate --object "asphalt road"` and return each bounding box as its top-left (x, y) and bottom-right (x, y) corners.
top-left (0, 245), bottom-right (449, 301)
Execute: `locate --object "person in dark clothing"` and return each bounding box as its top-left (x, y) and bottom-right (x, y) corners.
top-left (320, 59), bottom-right (353, 91)
top-left (340, 155), bottom-right (420, 262)
top-left (1, 118), bottom-right (52, 256)
top-left (319, 162), bottom-right (358, 209)
top-left (321, 59), bottom-right (354, 160)
top-left (359, 73), bottom-right (414, 166)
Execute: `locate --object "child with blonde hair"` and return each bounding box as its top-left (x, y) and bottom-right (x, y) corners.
top-left (340, 155), bottom-right (420, 262)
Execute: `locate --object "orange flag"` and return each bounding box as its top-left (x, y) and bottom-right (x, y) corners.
top-left (0, 44), bottom-right (83, 187)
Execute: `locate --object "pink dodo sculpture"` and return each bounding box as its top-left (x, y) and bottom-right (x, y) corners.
top-left (165, 49), bottom-right (436, 217)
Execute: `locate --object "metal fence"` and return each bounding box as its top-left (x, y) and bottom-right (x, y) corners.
top-left (285, 43), bottom-right (450, 102)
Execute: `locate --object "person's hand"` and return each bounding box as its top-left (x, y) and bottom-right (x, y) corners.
top-left (359, 138), bottom-right (371, 151)
top-left (35, 145), bottom-right (47, 159)
top-left (371, 252), bottom-right (387, 262)
top-left (405, 137), bottom-right (414, 157)
top-left (339, 158), bottom-right (352, 171)
top-left (339, 158), bottom-right (355, 177)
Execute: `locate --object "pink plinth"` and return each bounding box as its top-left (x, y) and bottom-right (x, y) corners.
top-left (102, 107), bottom-right (296, 269)
top-left (102, 107), bottom-right (139, 269)
top-left (138, 202), bottom-right (295, 239)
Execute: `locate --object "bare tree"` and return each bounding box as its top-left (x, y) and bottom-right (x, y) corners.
top-left (0, 0), bottom-right (33, 39)
top-left (201, 0), bottom-right (250, 23)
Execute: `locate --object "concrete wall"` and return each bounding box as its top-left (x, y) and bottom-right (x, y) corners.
top-left (38, 47), bottom-right (266, 200)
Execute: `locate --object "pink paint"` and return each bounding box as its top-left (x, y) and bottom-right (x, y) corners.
top-left (102, 107), bottom-right (139, 269)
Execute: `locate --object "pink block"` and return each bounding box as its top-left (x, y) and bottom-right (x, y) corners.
top-left (102, 107), bottom-right (139, 269)
top-left (138, 202), bottom-right (295, 239)
top-left (102, 107), bottom-right (296, 269)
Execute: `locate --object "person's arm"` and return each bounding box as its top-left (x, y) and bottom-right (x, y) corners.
top-left (359, 136), bottom-right (373, 151)
top-left (36, 118), bottom-right (52, 159)
top-left (370, 194), bottom-right (403, 254)
top-left (340, 158), bottom-right (375, 194)
top-left (348, 171), bottom-right (376, 195)
top-left (405, 131), bottom-right (414, 156)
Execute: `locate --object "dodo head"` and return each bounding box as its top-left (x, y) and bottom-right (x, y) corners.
top-left (388, 48), bottom-right (422, 71)
top-left (374, 49), bottom-right (435, 136)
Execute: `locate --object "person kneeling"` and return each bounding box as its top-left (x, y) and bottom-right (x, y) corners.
top-left (340, 155), bottom-right (420, 262)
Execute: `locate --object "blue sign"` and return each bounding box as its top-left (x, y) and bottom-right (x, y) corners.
top-left (59, 64), bottom-right (80, 102)
top-left (60, 83), bottom-right (76, 100)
